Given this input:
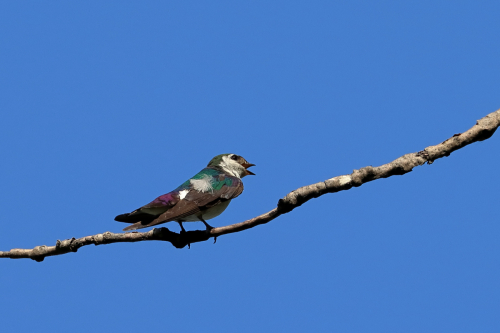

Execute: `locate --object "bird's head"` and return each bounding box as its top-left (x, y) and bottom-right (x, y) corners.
top-left (208, 154), bottom-right (255, 178)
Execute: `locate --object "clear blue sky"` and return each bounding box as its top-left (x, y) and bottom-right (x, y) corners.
top-left (1, 1), bottom-right (499, 332)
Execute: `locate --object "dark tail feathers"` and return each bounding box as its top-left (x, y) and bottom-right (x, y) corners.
top-left (115, 211), bottom-right (157, 231)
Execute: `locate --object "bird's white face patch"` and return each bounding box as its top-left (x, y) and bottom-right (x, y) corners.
top-left (220, 154), bottom-right (246, 178)
top-left (190, 174), bottom-right (214, 193)
top-left (178, 189), bottom-right (189, 200)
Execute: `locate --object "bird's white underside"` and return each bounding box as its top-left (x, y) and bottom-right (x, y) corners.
top-left (181, 199), bottom-right (232, 221)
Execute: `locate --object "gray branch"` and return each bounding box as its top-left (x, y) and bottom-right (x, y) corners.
top-left (2, 108), bottom-right (499, 262)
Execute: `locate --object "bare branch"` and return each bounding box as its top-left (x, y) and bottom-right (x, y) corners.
top-left (2, 108), bottom-right (499, 261)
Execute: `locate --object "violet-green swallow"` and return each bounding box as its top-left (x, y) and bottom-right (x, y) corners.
top-left (115, 154), bottom-right (255, 232)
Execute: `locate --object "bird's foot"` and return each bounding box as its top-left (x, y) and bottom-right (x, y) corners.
top-left (200, 221), bottom-right (216, 243)
top-left (200, 219), bottom-right (214, 233)
top-left (178, 221), bottom-right (186, 233)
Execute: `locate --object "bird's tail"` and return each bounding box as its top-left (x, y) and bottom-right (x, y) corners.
top-left (115, 211), bottom-right (156, 231)
top-left (114, 213), bottom-right (136, 223)
top-left (122, 222), bottom-right (148, 231)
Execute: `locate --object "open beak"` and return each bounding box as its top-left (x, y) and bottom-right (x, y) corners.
top-left (242, 163), bottom-right (256, 176)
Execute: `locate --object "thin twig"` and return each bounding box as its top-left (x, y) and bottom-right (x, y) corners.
top-left (1, 108), bottom-right (499, 261)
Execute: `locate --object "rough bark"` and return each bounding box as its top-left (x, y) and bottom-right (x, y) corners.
top-left (1, 108), bottom-right (499, 262)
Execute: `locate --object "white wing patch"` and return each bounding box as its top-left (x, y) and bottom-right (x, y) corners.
top-left (178, 189), bottom-right (189, 200)
top-left (190, 174), bottom-right (214, 193)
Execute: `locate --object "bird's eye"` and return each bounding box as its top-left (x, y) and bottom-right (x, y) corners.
top-left (231, 155), bottom-right (238, 160)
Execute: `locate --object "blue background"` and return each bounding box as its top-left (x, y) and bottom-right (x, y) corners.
top-left (1, 1), bottom-right (499, 332)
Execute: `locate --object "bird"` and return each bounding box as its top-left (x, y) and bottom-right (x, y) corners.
top-left (115, 153), bottom-right (255, 232)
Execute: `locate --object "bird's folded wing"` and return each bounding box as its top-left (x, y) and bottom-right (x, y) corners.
top-left (148, 200), bottom-right (202, 226)
top-left (123, 200), bottom-right (201, 230)
top-left (151, 176), bottom-right (243, 223)
top-left (186, 175), bottom-right (244, 207)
